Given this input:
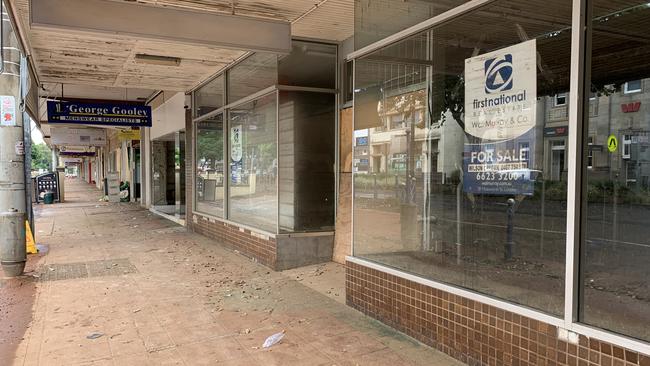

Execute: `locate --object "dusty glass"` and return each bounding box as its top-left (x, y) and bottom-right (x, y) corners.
top-left (580, 0), bottom-right (650, 342)
top-left (195, 113), bottom-right (225, 217)
top-left (227, 53), bottom-right (277, 104)
top-left (227, 93), bottom-right (278, 232)
top-left (195, 75), bottom-right (224, 117)
top-left (353, 0), bottom-right (573, 315)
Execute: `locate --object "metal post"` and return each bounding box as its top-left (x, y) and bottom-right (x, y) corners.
top-left (373, 173), bottom-right (377, 199)
top-left (540, 178), bottom-right (546, 257)
top-left (505, 198), bottom-right (516, 260)
top-left (0, 7), bottom-right (26, 277)
top-left (51, 146), bottom-right (57, 171)
top-left (456, 182), bottom-right (462, 265)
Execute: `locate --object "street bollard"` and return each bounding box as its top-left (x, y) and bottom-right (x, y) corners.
top-left (505, 198), bottom-right (515, 260)
top-left (373, 174), bottom-right (378, 199)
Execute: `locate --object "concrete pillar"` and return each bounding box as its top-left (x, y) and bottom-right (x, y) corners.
top-left (0, 13), bottom-right (26, 277)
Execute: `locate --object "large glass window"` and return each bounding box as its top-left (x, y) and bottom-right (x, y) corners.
top-left (228, 93), bottom-right (277, 232)
top-left (354, 0), bottom-right (469, 49)
top-left (580, 0), bottom-right (650, 342)
top-left (195, 75), bottom-right (224, 117)
top-left (228, 53), bottom-right (277, 104)
top-left (195, 114), bottom-right (225, 217)
top-left (353, 0), bottom-right (573, 315)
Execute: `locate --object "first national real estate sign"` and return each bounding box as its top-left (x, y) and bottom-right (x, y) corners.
top-left (47, 101), bottom-right (152, 127)
top-left (463, 40), bottom-right (537, 196)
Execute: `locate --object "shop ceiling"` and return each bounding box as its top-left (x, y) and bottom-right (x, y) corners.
top-left (9, 0), bottom-right (353, 95)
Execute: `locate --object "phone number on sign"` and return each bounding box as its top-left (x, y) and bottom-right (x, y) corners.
top-left (475, 171), bottom-right (526, 181)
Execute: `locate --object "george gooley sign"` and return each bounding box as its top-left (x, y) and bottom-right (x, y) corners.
top-left (47, 101), bottom-right (152, 127)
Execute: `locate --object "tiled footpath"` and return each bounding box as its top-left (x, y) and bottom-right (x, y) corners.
top-left (2, 178), bottom-right (461, 366)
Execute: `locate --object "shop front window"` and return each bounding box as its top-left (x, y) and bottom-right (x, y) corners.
top-left (195, 75), bottom-right (224, 117)
top-left (580, 0), bottom-right (650, 342)
top-left (227, 53), bottom-right (277, 104)
top-left (353, 0), bottom-right (573, 316)
top-left (354, 0), bottom-right (469, 49)
top-left (195, 114), bottom-right (225, 217)
top-left (227, 93), bottom-right (277, 232)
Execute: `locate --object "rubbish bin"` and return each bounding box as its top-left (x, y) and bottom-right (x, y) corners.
top-left (43, 191), bottom-right (54, 204)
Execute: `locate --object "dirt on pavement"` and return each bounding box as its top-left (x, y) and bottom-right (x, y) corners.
top-left (0, 252), bottom-right (43, 361)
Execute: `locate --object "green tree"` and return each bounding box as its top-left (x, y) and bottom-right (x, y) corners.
top-left (197, 129), bottom-right (223, 170)
top-left (31, 143), bottom-right (51, 171)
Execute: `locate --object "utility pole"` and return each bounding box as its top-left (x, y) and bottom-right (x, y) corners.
top-left (0, 9), bottom-right (26, 277)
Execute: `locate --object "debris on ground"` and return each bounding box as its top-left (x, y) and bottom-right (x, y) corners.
top-left (86, 332), bottom-right (104, 339)
top-left (262, 330), bottom-right (285, 348)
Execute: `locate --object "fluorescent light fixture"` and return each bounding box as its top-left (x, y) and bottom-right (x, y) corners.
top-left (134, 54), bottom-right (181, 67)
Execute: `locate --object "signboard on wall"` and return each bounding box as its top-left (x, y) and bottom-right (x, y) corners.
top-left (51, 127), bottom-right (107, 146)
top-left (463, 40), bottom-right (537, 196)
top-left (47, 101), bottom-right (152, 127)
top-left (60, 151), bottom-right (96, 157)
top-left (543, 126), bottom-right (568, 137)
top-left (117, 129), bottom-right (141, 141)
top-left (0, 96), bottom-right (16, 126)
top-left (62, 158), bottom-right (83, 165)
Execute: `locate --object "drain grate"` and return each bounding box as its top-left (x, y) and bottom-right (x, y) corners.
top-left (39, 258), bottom-right (137, 281)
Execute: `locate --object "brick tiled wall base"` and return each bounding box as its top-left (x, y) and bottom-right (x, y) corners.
top-left (346, 261), bottom-right (650, 366)
top-left (193, 214), bottom-right (277, 269)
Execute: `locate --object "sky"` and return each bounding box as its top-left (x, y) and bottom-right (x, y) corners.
top-left (31, 119), bottom-right (44, 145)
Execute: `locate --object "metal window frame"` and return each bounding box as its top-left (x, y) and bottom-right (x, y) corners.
top-left (623, 80), bottom-right (642, 94)
top-left (348, 0), bottom-right (650, 355)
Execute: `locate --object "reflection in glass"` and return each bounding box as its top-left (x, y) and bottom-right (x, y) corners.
top-left (195, 114), bottom-right (224, 217)
top-left (228, 94), bottom-right (277, 232)
top-left (228, 53), bottom-right (277, 104)
top-left (354, 0), bottom-right (469, 49)
top-left (195, 75), bottom-right (224, 117)
top-left (278, 91), bottom-right (336, 233)
top-left (353, 0), bottom-right (573, 315)
top-left (581, 0), bottom-right (650, 342)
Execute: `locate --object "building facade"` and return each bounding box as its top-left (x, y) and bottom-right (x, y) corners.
top-left (22, 0), bottom-right (650, 364)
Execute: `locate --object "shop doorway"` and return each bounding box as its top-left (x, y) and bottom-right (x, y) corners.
top-left (151, 131), bottom-right (185, 220)
top-left (550, 140), bottom-right (566, 181)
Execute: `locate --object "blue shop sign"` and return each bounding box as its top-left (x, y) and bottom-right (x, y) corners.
top-left (47, 101), bottom-right (152, 127)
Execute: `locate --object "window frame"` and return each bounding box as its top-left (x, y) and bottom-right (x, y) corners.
top-left (622, 134), bottom-right (632, 160)
top-left (554, 92), bottom-right (568, 107)
top-left (624, 80), bottom-right (642, 94)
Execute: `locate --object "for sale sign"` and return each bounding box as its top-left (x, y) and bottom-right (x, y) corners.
top-left (463, 40), bottom-right (537, 196)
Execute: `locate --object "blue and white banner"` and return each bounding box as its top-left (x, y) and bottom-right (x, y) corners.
top-left (463, 40), bottom-right (537, 195)
top-left (47, 101), bottom-right (152, 127)
top-left (463, 129), bottom-right (535, 195)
